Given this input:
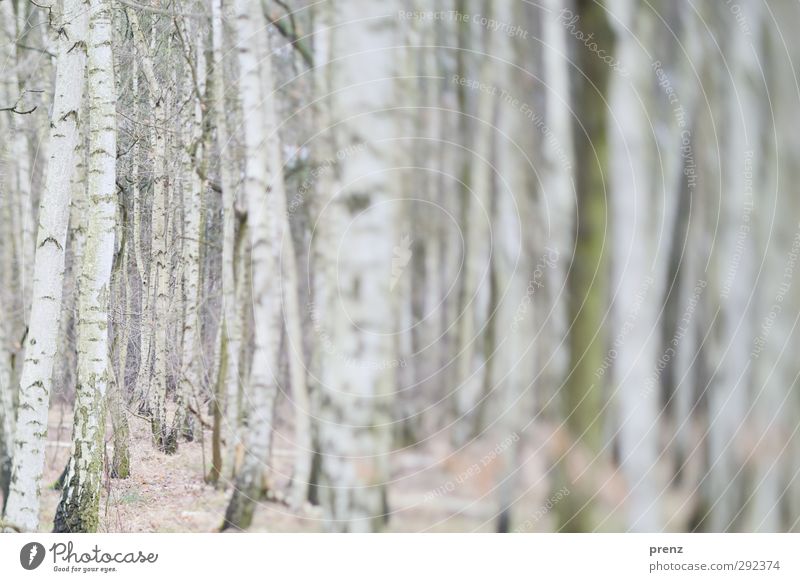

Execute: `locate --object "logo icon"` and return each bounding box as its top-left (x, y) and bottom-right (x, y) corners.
top-left (20, 542), bottom-right (46, 570)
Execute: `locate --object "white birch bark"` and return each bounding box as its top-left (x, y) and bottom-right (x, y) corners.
top-left (706, 0), bottom-right (762, 532)
top-left (54, 0), bottom-right (116, 532)
top-left (0, 0), bottom-right (35, 336)
top-left (0, 237), bottom-right (12, 505)
top-left (314, 0), bottom-right (399, 532)
top-left (126, 7), bottom-right (170, 446)
top-left (251, 1), bottom-right (314, 509)
top-left (452, 1), bottom-right (492, 443)
top-left (537, 0), bottom-right (576, 405)
top-left (222, 0), bottom-right (283, 529)
top-left (3, 0), bottom-right (88, 532)
top-left (607, 0), bottom-right (680, 531)
top-left (210, 0), bottom-right (244, 478)
top-left (172, 24), bottom-right (207, 453)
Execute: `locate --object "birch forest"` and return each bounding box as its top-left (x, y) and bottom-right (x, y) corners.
top-left (0, 0), bottom-right (799, 533)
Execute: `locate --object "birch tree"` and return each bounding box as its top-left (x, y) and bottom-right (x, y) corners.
top-left (53, 0), bottom-right (116, 532)
top-left (704, 0), bottom-right (763, 532)
top-left (3, 0), bottom-right (88, 532)
top-left (209, 0), bottom-right (243, 482)
top-left (222, 0), bottom-right (283, 530)
top-left (313, 0), bottom-right (400, 532)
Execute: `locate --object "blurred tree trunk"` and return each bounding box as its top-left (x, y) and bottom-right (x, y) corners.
top-left (452, 0), bottom-right (491, 444)
top-left (2, 1), bottom-right (35, 322)
top-left (209, 0), bottom-right (244, 482)
top-left (703, 0), bottom-right (762, 532)
top-left (606, 0), bottom-right (682, 532)
top-left (313, 0), bottom-right (399, 532)
top-left (763, 0), bottom-right (800, 532)
top-left (487, 0), bottom-right (538, 533)
top-left (557, 0), bottom-right (613, 532)
top-left (222, 0), bottom-right (283, 530)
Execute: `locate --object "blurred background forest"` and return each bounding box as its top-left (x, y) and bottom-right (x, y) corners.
top-left (1, 0), bottom-right (800, 533)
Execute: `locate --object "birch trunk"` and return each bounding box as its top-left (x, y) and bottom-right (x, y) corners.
top-left (126, 7), bottom-right (170, 447)
top-left (110, 202), bottom-right (130, 479)
top-left (170, 25), bottom-right (207, 454)
top-left (314, 0), bottom-right (399, 532)
top-left (607, 0), bottom-right (678, 532)
top-left (3, 0), bottom-right (88, 532)
top-left (54, 0), bottom-right (116, 533)
top-left (222, 0), bottom-right (283, 530)
top-left (452, 1), bottom-right (492, 443)
top-left (2, 2), bottom-right (35, 318)
top-left (210, 0), bottom-right (243, 480)
top-left (556, 0), bottom-right (613, 532)
top-left (705, 0), bottom-right (762, 532)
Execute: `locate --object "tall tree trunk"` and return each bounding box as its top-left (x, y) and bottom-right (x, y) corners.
top-left (313, 0), bottom-right (400, 532)
top-left (210, 0), bottom-right (244, 479)
top-left (170, 23), bottom-right (207, 454)
top-left (110, 199), bottom-right (130, 479)
top-left (704, 0), bottom-right (762, 532)
top-left (126, 6), bottom-right (171, 448)
top-left (452, 0), bottom-right (492, 444)
top-left (557, 0), bottom-right (612, 532)
top-left (3, 0), bottom-right (88, 532)
top-left (607, 0), bottom-right (678, 532)
top-left (53, 0), bottom-right (116, 533)
top-left (222, 0), bottom-right (283, 530)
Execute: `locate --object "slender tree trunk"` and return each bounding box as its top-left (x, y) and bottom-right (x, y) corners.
top-left (54, 0), bottom-right (116, 533)
top-left (110, 201), bottom-right (130, 479)
top-left (607, 1), bottom-right (669, 532)
top-left (452, 0), bottom-right (491, 444)
top-left (705, 0), bottom-right (762, 532)
top-left (557, 0), bottom-right (612, 532)
top-left (3, 0), bottom-right (88, 532)
top-left (126, 6), bottom-right (170, 448)
top-left (489, 0), bottom-right (544, 532)
top-left (3, 2), bottom-right (35, 320)
top-left (222, 0), bottom-right (283, 530)
top-left (210, 0), bottom-right (244, 478)
top-left (169, 25), bottom-right (206, 454)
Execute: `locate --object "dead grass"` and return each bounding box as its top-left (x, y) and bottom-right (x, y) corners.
top-left (38, 402), bottom-right (632, 532)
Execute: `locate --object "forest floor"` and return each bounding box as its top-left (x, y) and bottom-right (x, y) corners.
top-left (39, 403), bottom-right (634, 532)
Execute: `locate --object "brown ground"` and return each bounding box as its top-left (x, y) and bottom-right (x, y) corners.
top-left (39, 402), bottom-right (638, 532)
